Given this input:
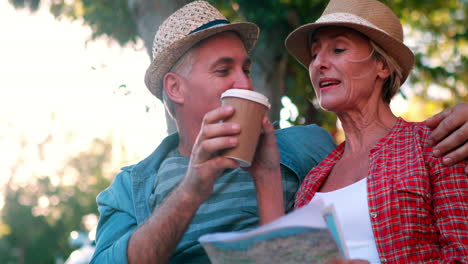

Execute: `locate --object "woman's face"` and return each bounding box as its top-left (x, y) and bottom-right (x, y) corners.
top-left (308, 26), bottom-right (388, 112)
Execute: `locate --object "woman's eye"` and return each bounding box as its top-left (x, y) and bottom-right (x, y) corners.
top-left (243, 69), bottom-right (251, 75)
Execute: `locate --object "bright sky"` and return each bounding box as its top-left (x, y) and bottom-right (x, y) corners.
top-left (0, 2), bottom-right (168, 208)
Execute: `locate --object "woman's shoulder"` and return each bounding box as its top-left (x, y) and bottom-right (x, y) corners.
top-left (395, 118), bottom-right (432, 143)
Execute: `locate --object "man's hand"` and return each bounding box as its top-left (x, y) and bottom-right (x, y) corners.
top-left (180, 105), bottom-right (241, 202)
top-left (425, 103), bottom-right (468, 173)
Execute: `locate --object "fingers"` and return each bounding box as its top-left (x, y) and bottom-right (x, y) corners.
top-left (437, 139), bottom-right (468, 166)
top-left (203, 105), bottom-right (235, 125)
top-left (198, 105), bottom-right (240, 149)
top-left (261, 116), bottom-right (275, 136)
top-left (425, 103), bottom-right (468, 173)
top-left (182, 156), bottom-right (239, 200)
top-left (425, 107), bottom-right (451, 129)
top-left (202, 122), bottom-right (240, 140)
top-left (255, 117), bottom-right (278, 155)
top-left (431, 122), bottom-right (468, 162)
top-left (247, 117), bottom-right (280, 175)
top-left (196, 136), bottom-right (238, 157)
top-left (195, 156), bottom-right (240, 174)
top-left (192, 106), bottom-right (239, 162)
top-left (427, 103), bottom-right (467, 147)
top-left (257, 117), bottom-right (276, 148)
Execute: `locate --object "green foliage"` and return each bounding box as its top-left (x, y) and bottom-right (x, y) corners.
top-left (9, 0), bottom-right (40, 11)
top-left (385, 0), bottom-right (467, 102)
top-left (81, 0), bottom-right (138, 45)
top-left (0, 139), bottom-right (113, 262)
top-left (48, 0), bottom-right (138, 46)
top-left (1, 178), bottom-right (66, 263)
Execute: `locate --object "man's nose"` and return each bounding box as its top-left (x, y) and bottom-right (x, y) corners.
top-left (232, 70), bottom-right (253, 91)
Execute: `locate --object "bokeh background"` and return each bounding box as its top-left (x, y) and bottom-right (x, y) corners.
top-left (1, 0), bottom-right (466, 263)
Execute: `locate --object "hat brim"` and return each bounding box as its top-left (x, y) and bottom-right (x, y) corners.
top-left (145, 22), bottom-right (259, 99)
top-left (285, 21), bottom-right (414, 85)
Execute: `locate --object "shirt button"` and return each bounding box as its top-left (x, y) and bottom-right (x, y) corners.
top-left (381, 257), bottom-right (387, 262)
top-left (370, 212), bottom-right (377, 218)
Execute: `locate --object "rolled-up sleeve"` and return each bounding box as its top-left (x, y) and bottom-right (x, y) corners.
top-left (91, 169), bottom-right (137, 264)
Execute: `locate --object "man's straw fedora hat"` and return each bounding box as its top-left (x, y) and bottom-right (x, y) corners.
top-left (285, 0), bottom-right (414, 84)
top-left (145, 1), bottom-right (259, 99)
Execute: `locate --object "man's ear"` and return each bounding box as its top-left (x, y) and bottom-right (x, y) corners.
top-left (163, 72), bottom-right (184, 104)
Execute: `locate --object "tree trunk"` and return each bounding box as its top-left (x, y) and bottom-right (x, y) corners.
top-left (127, 0), bottom-right (190, 134)
top-left (250, 34), bottom-right (285, 126)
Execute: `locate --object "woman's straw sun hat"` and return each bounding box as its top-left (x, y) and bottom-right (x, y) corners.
top-left (145, 1), bottom-right (259, 99)
top-left (285, 0), bottom-right (414, 84)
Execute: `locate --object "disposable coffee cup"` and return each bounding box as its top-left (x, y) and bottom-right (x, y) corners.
top-left (220, 89), bottom-right (271, 167)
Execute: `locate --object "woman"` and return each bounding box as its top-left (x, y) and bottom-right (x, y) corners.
top-left (285, 0), bottom-right (468, 263)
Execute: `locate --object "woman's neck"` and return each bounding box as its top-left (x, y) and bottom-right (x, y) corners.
top-left (337, 103), bottom-right (397, 156)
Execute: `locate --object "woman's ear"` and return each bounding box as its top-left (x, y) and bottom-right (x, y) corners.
top-left (163, 72), bottom-right (184, 104)
top-left (376, 60), bottom-right (391, 79)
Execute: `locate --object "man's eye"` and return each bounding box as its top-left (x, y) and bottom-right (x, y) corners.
top-left (215, 69), bottom-right (228, 74)
top-left (334, 48), bottom-right (345, 54)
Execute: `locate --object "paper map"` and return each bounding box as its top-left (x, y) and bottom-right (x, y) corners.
top-left (199, 203), bottom-right (347, 264)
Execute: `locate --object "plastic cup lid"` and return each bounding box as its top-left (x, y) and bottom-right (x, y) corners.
top-left (221, 89), bottom-right (271, 109)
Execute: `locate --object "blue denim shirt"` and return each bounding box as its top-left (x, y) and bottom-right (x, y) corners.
top-left (91, 124), bottom-right (335, 263)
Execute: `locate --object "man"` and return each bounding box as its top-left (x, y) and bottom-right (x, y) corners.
top-left (91, 1), bottom-right (468, 263)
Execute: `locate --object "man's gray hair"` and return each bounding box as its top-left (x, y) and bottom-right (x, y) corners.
top-left (162, 47), bottom-right (197, 119)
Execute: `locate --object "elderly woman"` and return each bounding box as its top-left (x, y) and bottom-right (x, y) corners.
top-left (284, 0), bottom-right (468, 263)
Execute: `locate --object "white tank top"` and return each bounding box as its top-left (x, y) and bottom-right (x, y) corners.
top-left (308, 177), bottom-right (381, 264)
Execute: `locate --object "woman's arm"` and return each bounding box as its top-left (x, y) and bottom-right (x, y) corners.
top-left (431, 156), bottom-right (468, 262)
top-left (247, 117), bottom-right (285, 224)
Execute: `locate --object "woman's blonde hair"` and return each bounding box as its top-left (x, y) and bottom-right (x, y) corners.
top-left (370, 40), bottom-right (404, 104)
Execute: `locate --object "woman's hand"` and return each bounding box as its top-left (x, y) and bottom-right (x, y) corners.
top-left (247, 117), bottom-right (281, 181)
top-left (246, 116), bottom-right (284, 224)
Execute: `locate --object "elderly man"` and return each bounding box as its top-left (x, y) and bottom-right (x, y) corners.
top-left (91, 1), bottom-right (468, 263)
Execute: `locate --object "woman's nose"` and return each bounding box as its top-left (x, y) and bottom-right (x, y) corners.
top-left (310, 51), bottom-right (330, 71)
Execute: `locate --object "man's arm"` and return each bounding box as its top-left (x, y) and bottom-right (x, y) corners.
top-left (425, 103), bottom-right (468, 173)
top-left (127, 106), bottom-right (241, 263)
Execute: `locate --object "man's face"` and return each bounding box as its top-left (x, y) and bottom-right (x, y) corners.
top-left (180, 31), bottom-right (253, 124)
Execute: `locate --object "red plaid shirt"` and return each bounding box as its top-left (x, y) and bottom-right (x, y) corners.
top-left (295, 118), bottom-right (468, 263)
